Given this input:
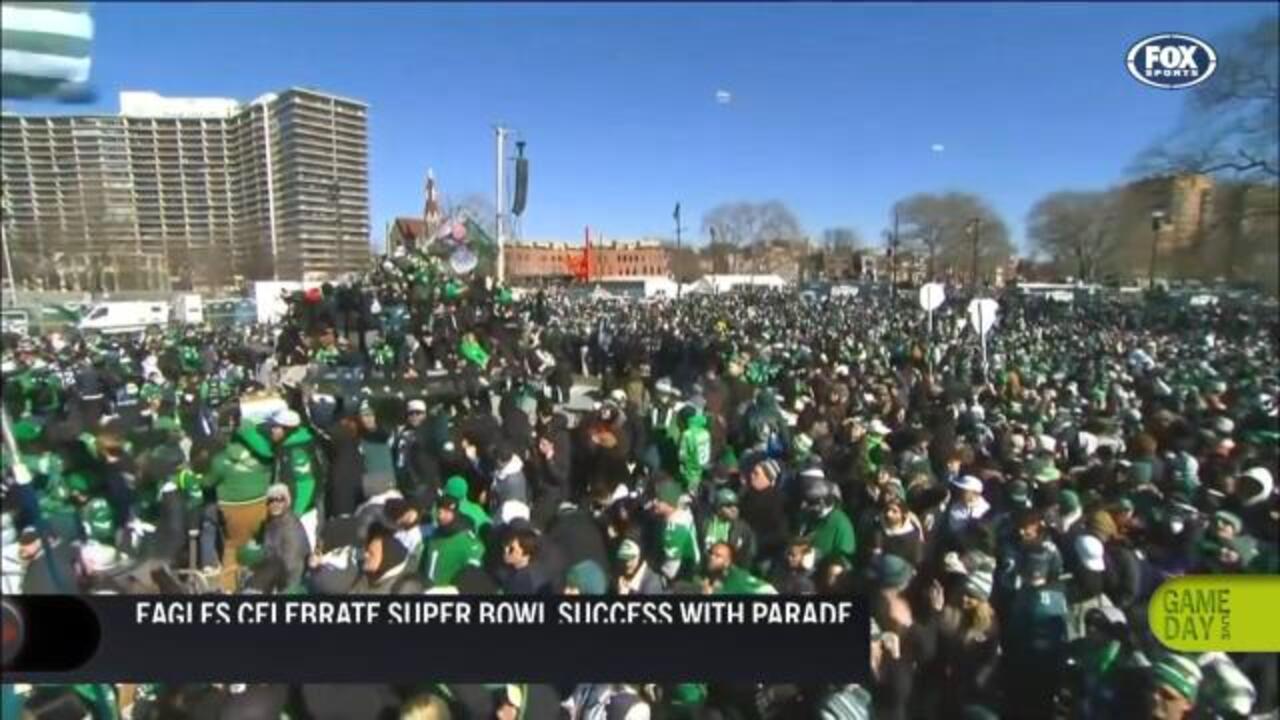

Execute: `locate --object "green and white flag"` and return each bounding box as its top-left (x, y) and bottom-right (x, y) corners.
top-left (1, 1), bottom-right (94, 101)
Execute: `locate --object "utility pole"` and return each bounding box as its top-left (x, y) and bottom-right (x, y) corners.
top-left (495, 126), bottom-right (508, 284)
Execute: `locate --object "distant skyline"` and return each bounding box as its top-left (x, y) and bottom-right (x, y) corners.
top-left (4, 2), bottom-right (1275, 252)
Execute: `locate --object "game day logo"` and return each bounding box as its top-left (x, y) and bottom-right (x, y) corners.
top-left (1127, 33), bottom-right (1218, 89)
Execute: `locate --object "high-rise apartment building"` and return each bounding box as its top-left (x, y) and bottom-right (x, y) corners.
top-left (0, 87), bottom-right (369, 289)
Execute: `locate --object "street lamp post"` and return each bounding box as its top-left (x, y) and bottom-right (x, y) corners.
top-left (1149, 209), bottom-right (1165, 290)
top-left (968, 217), bottom-right (982, 288)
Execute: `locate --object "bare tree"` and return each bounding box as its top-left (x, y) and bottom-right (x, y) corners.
top-left (1132, 16), bottom-right (1278, 181)
top-left (701, 200), bottom-right (804, 249)
top-left (662, 242), bottom-right (704, 283)
top-left (1026, 191), bottom-right (1121, 280)
top-left (892, 192), bottom-right (1014, 280)
top-left (821, 227), bottom-right (862, 251)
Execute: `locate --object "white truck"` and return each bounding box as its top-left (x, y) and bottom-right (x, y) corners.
top-left (77, 301), bottom-right (171, 335)
top-left (172, 294), bottom-right (205, 325)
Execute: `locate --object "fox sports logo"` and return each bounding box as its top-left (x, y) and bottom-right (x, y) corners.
top-left (1127, 33), bottom-right (1218, 89)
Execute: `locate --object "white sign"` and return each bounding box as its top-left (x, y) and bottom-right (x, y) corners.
top-left (919, 283), bottom-right (946, 312)
top-left (967, 298), bottom-right (999, 336)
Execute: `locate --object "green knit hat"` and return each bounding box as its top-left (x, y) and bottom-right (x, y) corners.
top-left (655, 479), bottom-right (683, 507)
top-left (1152, 653), bottom-right (1203, 702)
top-left (13, 419), bottom-right (42, 443)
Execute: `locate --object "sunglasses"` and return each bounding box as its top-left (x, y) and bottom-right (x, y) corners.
top-left (268, 496), bottom-right (288, 504)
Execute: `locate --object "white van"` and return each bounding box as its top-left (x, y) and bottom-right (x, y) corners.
top-left (77, 301), bottom-right (170, 334)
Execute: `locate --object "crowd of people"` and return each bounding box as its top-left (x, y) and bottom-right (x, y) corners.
top-left (2, 244), bottom-right (1277, 719)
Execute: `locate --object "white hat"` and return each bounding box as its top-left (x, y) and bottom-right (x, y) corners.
top-left (869, 419), bottom-right (892, 436)
top-left (1037, 435), bottom-right (1057, 454)
top-left (1075, 534), bottom-right (1106, 572)
top-left (271, 409), bottom-right (301, 429)
top-left (609, 389), bottom-right (628, 405)
top-left (500, 500), bottom-right (531, 524)
top-left (950, 475), bottom-right (983, 494)
top-left (406, 399), bottom-right (427, 414)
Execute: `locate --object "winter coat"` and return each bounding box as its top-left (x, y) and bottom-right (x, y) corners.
top-left (547, 506), bottom-right (611, 573)
top-left (203, 423), bottom-right (274, 504)
top-left (325, 425), bottom-right (364, 518)
top-left (701, 515), bottom-right (758, 570)
top-left (360, 428), bottom-right (396, 499)
top-left (660, 508), bottom-right (702, 582)
top-left (739, 486), bottom-right (791, 564)
top-left (423, 521), bottom-right (486, 586)
top-left (678, 412), bottom-right (712, 492)
top-left (275, 427), bottom-right (322, 515)
top-left (262, 511), bottom-right (311, 589)
top-left (802, 507), bottom-right (857, 565)
top-left (488, 455), bottom-right (530, 513)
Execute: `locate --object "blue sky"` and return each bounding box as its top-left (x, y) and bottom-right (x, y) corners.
top-left (6, 2), bottom-right (1275, 251)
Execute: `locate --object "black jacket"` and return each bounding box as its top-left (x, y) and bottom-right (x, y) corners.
top-left (325, 426), bottom-right (364, 518)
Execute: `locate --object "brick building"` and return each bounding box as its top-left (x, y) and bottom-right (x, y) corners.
top-left (385, 219), bottom-right (670, 282)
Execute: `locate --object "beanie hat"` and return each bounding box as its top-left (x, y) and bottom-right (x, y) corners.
top-left (1152, 653), bottom-right (1203, 702)
top-left (964, 566), bottom-right (994, 601)
top-left (714, 488), bottom-right (739, 508)
top-left (1213, 510), bottom-right (1244, 535)
top-left (1030, 457), bottom-right (1061, 484)
top-left (871, 553), bottom-right (914, 592)
top-left (755, 459), bottom-right (781, 485)
top-left (13, 420), bottom-right (42, 443)
top-left (1007, 480), bottom-right (1031, 506)
top-left (655, 479), bottom-right (683, 507)
top-left (1060, 489), bottom-right (1082, 516)
top-left (617, 538), bottom-right (642, 562)
top-left (566, 560), bottom-right (608, 595)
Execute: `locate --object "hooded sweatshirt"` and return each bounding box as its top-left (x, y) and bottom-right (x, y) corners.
top-left (276, 426), bottom-right (321, 515)
top-left (204, 423), bottom-right (274, 503)
top-left (445, 476), bottom-right (492, 533)
top-left (678, 412), bottom-right (712, 493)
top-left (423, 518), bottom-right (486, 586)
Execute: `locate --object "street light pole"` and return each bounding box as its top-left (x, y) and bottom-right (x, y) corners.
top-left (674, 202), bottom-right (683, 299)
top-left (1149, 209), bottom-right (1164, 290)
top-left (968, 217), bottom-right (982, 288)
top-left (495, 125), bottom-right (508, 284)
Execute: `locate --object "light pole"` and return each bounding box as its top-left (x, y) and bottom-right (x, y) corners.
top-left (1149, 209), bottom-right (1165, 290)
top-left (673, 202), bottom-right (684, 298)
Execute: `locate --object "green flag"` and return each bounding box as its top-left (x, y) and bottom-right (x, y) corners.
top-left (1, 2), bottom-right (95, 101)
